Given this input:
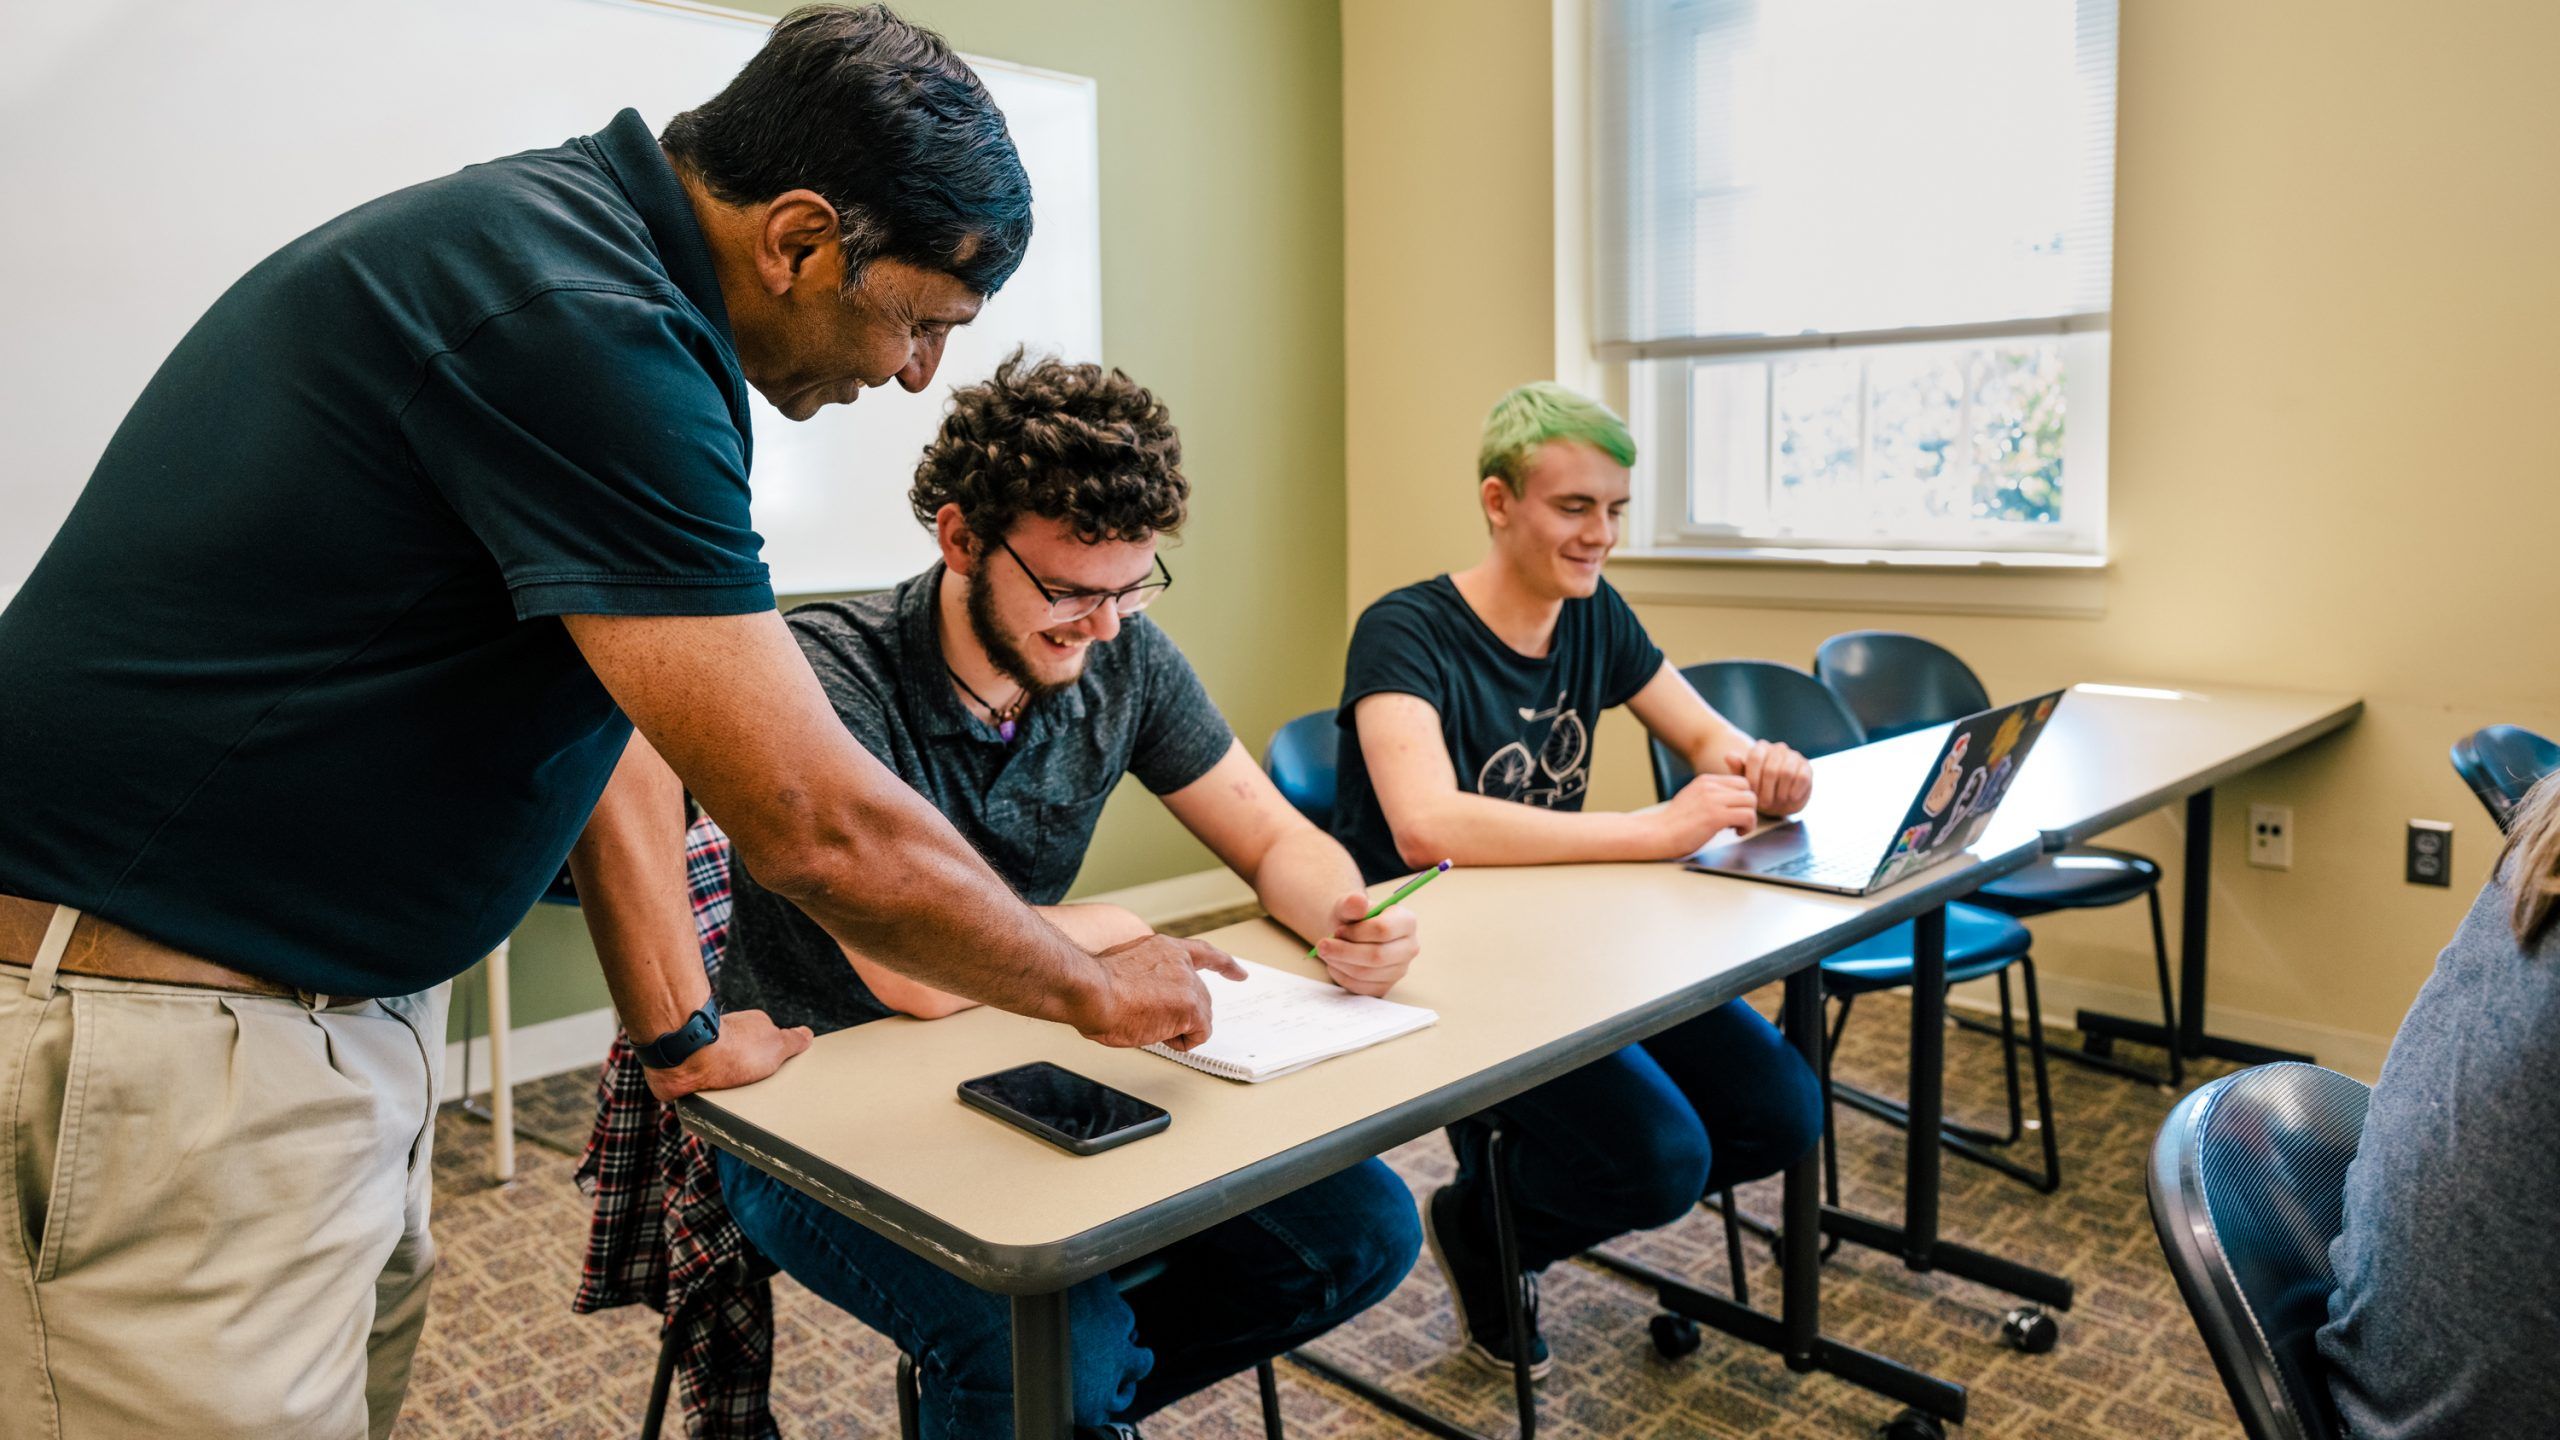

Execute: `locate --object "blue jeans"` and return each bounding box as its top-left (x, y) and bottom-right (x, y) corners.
top-left (1447, 998), bottom-right (1824, 1271)
top-left (717, 1151), bottom-right (1420, 1438)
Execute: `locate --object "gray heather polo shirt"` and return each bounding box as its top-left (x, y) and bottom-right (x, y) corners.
top-left (717, 563), bottom-right (1235, 1035)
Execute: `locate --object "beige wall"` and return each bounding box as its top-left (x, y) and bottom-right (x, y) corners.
top-left (1342, 0), bottom-right (2560, 1064)
top-left (483, 0), bottom-right (1348, 1038)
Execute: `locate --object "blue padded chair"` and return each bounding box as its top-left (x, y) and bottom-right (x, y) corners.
top-left (2450, 723), bottom-right (2560, 832)
top-left (1814, 629), bottom-right (2185, 1087)
top-left (2148, 1063), bottom-right (2366, 1440)
top-left (1265, 710), bottom-right (1341, 830)
top-left (1654, 661), bottom-right (2059, 1194)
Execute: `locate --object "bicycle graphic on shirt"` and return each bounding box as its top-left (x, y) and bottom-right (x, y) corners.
top-left (1476, 691), bottom-right (1589, 808)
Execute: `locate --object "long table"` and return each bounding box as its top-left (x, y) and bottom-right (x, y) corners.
top-left (1997, 682), bottom-right (2364, 1065)
top-left (680, 679), bottom-right (2360, 1437)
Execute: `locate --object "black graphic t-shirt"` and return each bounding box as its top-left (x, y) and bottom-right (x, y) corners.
top-left (1329, 575), bottom-right (1664, 882)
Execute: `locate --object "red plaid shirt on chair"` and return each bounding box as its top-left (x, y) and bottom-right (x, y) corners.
top-left (573, 817), bottom-right (778, 1439)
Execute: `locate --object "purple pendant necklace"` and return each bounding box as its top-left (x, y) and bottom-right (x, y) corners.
top-left (946, 662), bottom-right (1026, 742)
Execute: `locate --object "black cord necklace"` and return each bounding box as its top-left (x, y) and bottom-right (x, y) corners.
top-left (945, 661), bottom-right (1026, 742)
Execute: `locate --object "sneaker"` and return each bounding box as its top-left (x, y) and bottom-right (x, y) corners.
top-left (1073, 1426), bottom-right (1143, 1440)
top-left (1422, 1182), bottom-right (1551, 1380)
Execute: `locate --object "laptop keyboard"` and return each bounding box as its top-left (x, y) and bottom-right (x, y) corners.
top-left (1759, 851), bottom-right (1880, 888)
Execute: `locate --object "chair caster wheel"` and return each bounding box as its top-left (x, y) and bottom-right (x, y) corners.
top-left (1648, 1312), bottom-right (1702, 1359)
top-left (2002, 1306), bottom-right (2059, 1353)
top-left (1875, 1407), bottom-right (1946, 1440)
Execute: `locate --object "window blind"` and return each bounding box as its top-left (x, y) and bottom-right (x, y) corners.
top-left (1593, 0), bottom-right (2119, 360)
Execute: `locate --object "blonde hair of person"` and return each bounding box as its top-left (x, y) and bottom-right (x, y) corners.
top-left (2504, 772), bottom-right (2560, 946)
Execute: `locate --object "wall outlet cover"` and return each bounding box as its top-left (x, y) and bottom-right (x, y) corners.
top-left (2406, 820), bottom-right (2453, 887)
top-left (2248, 803), bottom-right (2294, 870)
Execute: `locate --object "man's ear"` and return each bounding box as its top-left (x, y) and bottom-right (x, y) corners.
top-left (934, 504), bottom-right (980, 575)
top-left (1480, 475), bottom-right (1514, 531)
top-left (753, 190), bottom-right (844, 298)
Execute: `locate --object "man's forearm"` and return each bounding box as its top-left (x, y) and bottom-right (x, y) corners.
top-left (730, 777), bottom-right (1108, 1025)
top-left (1388, 790), bottom-right (1668, 869)
top-left (571, 733), bottom-right (709, 1042)
top-left (1253, 826), bottom-right (1372, 945)
top-left (842, 902), bottom-right (1150, 1020)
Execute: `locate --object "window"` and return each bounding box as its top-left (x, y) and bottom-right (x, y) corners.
top-left (1592, 0), bottom-right (2119, 562)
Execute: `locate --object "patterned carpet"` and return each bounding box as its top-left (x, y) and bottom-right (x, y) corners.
top-left (392, 984), bottom-right (2244, 1439)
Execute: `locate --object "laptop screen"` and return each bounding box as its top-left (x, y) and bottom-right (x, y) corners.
top-left (1864, 690), bottom-right (2067, 891)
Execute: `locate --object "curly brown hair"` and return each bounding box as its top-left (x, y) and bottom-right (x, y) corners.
top-left (909, 350), bottom-right (1188, 547)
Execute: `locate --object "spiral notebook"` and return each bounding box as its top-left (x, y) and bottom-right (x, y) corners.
top-left (1144, 960), bottom-right (1439, 1083)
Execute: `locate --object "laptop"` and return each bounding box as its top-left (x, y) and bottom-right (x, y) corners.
top-left (1684, 690), bottom-right (2067, 896)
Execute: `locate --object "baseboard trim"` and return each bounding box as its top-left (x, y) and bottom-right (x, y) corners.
top-left (441, 1006), bottom-right (621, 1103)
top-left (1948, 971), bottom-right (2390, 1084)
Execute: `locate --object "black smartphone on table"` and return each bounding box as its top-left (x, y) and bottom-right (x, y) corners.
top-left (957, 1061), bottom-right (1171, 1156)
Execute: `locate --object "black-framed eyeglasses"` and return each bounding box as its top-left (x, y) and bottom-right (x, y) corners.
top-left (999, 539), bottom-right (1173, 624)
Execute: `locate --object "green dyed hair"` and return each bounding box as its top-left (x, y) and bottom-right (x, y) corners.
top-left (1476, 382), bottom-right (1637, 494)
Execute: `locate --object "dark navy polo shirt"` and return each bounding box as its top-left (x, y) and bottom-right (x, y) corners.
top-left (715, 568), bottom-right (1236, 1036)
top-left (0, 111), bottom-right (773, 995)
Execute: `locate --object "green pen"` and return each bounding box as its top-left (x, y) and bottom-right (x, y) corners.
top-left (1310, 859), bottom-right (1452, 959)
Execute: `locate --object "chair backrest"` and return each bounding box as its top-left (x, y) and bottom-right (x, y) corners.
top-left (1813, 630), bottom-right (1993, 742)
top-left (2449, 724), bottom-right (2560, 832)
top-left (1265, 709), bottom-right (1340, 830)
top-left (2147, 1062), bottom-right (2368, 1440)
top-left (1654, 660), bottom-right (1867, 801)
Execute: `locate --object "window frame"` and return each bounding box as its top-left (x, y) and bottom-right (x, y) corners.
top-left (1625, 327), bottom-right (2110, 566)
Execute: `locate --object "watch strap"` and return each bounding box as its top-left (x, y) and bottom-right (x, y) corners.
top-left (634, 997), bottom-right (722, 1070)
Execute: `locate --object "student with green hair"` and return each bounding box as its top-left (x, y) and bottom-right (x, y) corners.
top-left (1326, 381), bottom-right (1826, 1377)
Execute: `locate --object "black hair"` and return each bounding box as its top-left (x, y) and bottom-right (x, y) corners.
top-left (661, 4), bottom-right (1033, 296)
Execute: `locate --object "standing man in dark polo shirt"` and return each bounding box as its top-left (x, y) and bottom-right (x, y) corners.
top-left (0, 8), bottom-right (1236, 1439)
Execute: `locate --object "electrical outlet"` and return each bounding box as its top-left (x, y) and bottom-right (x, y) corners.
top-left (2406, 820), bottom-right (2453, 887)
top-left (2248, 804), bottom-right (2293, 870)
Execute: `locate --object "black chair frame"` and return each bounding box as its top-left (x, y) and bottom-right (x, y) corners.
top-left (1825, 960), bottom-right (2061, 1196)
top-left (2147, 1063), bottom-right (2367, 1440)
top-left (1814, 630), bottom-right (2186, 1089)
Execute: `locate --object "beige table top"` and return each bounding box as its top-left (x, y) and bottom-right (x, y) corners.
top-left (1997, 681), bottom-right (2363, 846)
top-left (682, 678), bottom-right (2359, 1293)
top-left (684, 733), bottom-right (2044, 1292)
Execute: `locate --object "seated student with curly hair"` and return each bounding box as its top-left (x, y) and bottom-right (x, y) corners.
top-left (710, 352), bottom-right (1425, 1440)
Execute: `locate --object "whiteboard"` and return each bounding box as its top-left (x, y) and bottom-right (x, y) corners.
top-left (0, 0), bottom-right (1101, 599)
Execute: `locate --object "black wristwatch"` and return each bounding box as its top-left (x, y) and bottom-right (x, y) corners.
top-left (634, 997), bottom-right (722, 1070)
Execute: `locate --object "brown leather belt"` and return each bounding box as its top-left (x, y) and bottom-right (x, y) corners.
top-left (0, 893), bottom-right (297, 998)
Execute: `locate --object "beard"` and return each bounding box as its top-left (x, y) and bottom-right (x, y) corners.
top-left (966, 571), bottom-right (1077, 701)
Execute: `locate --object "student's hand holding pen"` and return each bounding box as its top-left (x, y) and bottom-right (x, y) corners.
top-left (1725, 738), bottom-right (1814, 817)
top-left (1312, 890), bottom-right (1421, 998)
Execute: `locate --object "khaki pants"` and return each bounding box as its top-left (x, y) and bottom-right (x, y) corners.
top-left (0, 924), bottom-right (446, 1440)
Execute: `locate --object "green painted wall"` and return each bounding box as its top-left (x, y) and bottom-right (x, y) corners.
top-left (458, 0), bottom-right (1348, 1040)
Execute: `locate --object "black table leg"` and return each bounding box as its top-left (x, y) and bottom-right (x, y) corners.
top-left (1805, 905), bottom-right (2076, 1313)
top-left (1012, 1289), bottom-right (1075, 1439)
top-left (1903, 906), bottom-right (1944, 1270)
top-left (1586, 963), bottom-right (1968, 1425)
top-left (2074, 788), bottom-right (2314, 1068)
